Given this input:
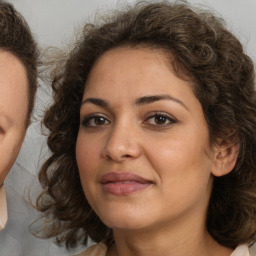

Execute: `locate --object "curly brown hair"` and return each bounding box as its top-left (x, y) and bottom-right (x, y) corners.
top-left (0, 0), bottom-right (39, 125)
top-left (36, 0), bottom-right (256, 250)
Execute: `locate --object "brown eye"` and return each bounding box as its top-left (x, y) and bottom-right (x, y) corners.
top-left (146, 114), bottom-right (176, 126)
top-left (154, 115), bottom-right (168, 125)
top-left (94, 117), bottom-right (107, 125)
top-left (82, 115), bottom-right (110, 127)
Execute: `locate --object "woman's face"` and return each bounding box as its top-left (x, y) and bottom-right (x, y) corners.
top-left (0, 51), bottom-right (28, 185)
top-left (76, 47), bottom-right (217, 233)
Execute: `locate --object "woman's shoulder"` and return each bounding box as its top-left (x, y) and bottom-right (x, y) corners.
top-left (231, 244), bottom-right (252, 256)
top-left (0, 185), bottom-right (7, 231)
top-left (75, 242), bottom-right (108, 256)
top-left (75, 243), bottom-right (254, 256)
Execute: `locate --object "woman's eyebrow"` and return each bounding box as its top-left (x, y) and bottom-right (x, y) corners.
top-left (135, 94), bottom-right (189, 111)
top-left (81, 98), bottom-right (109, 108)
top-left (80, 95), bottom-right (188, 110)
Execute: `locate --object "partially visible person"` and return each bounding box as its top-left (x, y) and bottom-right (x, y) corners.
top-left (0, 0), bottom-right (38, 230)
top-left (36, 1), bottom-right (256, 256)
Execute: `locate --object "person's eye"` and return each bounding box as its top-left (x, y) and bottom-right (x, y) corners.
top-left (144, 113), bottom-right (177, 127)
top-left (81, 115), bottom-right (110, 127)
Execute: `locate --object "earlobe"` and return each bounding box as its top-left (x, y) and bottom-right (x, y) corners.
top-left (211, 138), bottom-right (240, 177)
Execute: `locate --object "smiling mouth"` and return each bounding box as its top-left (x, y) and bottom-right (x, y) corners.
top-left (101, 172), bottom-right (153, 196)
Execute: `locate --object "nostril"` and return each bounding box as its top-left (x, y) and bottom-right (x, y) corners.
top-left (106, 155), bottom-right (112, 160)
top-left (105, 152), bottom-right (133, 162)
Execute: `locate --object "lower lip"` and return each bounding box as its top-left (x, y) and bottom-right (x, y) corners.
top-left (102, 182), bottom-right (151, 196)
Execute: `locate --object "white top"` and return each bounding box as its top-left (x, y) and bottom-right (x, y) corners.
top-left (0, 185), bottom-right (7, 230)
top-left (77, 242), bottom-right (251, 256)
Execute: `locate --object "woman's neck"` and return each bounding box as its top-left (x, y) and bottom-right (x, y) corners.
top-left (110, 220), bottom-right (233, 256)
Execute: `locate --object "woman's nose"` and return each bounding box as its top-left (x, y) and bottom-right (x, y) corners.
top-left (102, 123), bottom-right (141, 162)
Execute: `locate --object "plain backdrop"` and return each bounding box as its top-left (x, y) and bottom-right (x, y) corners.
top-left (8, 0), bottom-right (256, 60)
top-left (1, 1), bottom-right (255, 256)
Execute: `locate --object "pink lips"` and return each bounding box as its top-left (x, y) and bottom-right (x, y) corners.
top-left (101, 172), bottom-right (152, 196)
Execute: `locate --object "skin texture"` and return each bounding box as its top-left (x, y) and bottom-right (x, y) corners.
top-left (76, 47), bottom-right (237, 256)
top-left (0, 51), bottom-right (28, 185)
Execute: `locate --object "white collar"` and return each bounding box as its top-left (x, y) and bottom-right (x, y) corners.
top-left (0, 185), bottom-right (8, 230)
top-left (231, 244), bottom-right (250, 256)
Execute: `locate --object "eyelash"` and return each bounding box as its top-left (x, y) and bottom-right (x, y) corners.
top-left (81, 114), bottom-right (110, 127)
top-left (81, 112), bottom-right (177, 129)
top-left (143, 112), bottom-right (177, 128)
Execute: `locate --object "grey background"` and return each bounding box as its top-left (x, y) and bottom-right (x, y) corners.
top-left (1, 1), bottom-right (255, 255)
top-left (9, 0), bottom-right (256, 60)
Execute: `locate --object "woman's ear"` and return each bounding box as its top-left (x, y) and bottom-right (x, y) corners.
top-left (211, 135), bottom-right (240, 177)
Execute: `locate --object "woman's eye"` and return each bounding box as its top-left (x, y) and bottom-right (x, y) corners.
top-left (82, 115), bottom-right (110, 127)
top-left (145, 113), bottom-right (177, 127)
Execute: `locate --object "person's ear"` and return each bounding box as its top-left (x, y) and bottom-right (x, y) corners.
top-left (211, 135), bottom-right (239, 177)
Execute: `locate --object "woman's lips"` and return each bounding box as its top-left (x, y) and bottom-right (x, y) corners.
top-left (100, 172), bottom-right (152, 196)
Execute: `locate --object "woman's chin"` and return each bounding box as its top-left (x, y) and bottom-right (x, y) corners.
top-left (100, 212), bottom-right (151, 232)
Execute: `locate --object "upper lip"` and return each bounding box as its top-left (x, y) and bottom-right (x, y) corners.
top-left (100, 172), bottom-right (152, 184)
